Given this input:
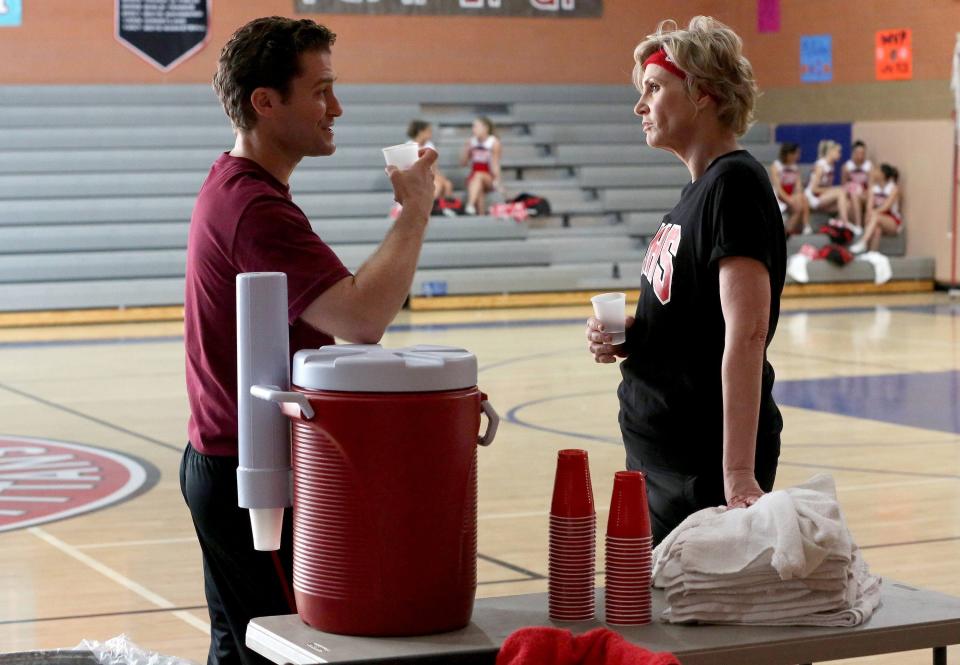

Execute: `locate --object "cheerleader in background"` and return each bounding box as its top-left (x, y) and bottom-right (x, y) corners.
top-left (770, 142), bottom-right (809, 235)
top-left (850, 163), bottom-right (902, 253)
top-left (841, 139), bottom-right (872, 230)
top-left (407, 119), bottom-right (454, 200)
top-left (804, 140), bottom-right (853, 228)
top-left (460, 116), bottom-right (502, 215)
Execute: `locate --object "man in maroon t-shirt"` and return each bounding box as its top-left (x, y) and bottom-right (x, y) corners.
top-left (179, 17), bottom-right (436, 665)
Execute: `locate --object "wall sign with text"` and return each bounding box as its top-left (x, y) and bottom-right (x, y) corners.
top-left (875, 28), bottom-right (912, 81)
top-left (296, 0), bottom-right (602, 18)
top-left (800, 34), bottom-right (833, 83)
top-left (115, 0), bottom-right (210, 71)
top-left (0, 0), bottom-right (23, 27)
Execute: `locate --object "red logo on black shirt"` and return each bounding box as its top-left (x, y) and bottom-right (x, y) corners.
top-left (641, 223), bottom-right (682, 305)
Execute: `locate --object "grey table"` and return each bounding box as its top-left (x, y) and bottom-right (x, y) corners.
top-left (247, 582), bottom-right (960, 665)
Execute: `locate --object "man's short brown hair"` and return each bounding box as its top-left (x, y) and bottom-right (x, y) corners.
top-left (213, 16), bottom-right (336, 131)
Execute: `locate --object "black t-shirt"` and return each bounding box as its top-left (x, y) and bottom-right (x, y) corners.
top-left (618, 150), bottom-right (786, 474)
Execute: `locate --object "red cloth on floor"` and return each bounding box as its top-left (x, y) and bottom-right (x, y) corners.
top-left (496, 627), bottom-right (681, 665)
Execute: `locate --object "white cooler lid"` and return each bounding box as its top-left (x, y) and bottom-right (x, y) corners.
top-left (291, 344), bottom-right (478, 392)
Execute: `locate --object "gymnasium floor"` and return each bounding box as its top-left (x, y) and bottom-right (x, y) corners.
top-left (1, 291), bottom-right (958, 663)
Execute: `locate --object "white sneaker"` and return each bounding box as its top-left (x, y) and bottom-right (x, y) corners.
top-left (465, 204), bottom-right (477, 215)
top-left (802, 224), bottom-right (813, 235)
top-left (849, 240), bottom-right (867, 254)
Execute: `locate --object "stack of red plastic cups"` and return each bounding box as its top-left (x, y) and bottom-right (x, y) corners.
top-left (604, 470), bottom-right (653, 625)
top-left (548, 449), bottom-right (596, 622)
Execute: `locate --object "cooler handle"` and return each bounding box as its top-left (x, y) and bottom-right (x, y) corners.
top-left (250, 384), bottom-right (315, 420)
top-left (478, 393), bottom-right (499, 447)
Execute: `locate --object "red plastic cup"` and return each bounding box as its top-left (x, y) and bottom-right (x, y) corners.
top-left (551, 450), bottom-right (595, 518)
top-left (606, 471), bottom-right (651, 538)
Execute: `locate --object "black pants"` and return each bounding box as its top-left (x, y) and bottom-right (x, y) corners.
top-left (627, 446), bottom-right (779, 547)
top-left (180, 443), bottom-right (296, 665)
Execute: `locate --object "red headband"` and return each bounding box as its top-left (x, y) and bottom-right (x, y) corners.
top-left (641, 48), bottom-right (719, 102)
top-left (642, 48), bottom-right (687, 81)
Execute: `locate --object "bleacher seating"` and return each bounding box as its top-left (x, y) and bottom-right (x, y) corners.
top-left (0, 84), bottom-right (933, 312)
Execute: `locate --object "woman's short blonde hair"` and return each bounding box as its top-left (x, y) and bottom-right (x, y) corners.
top-left (633, 16), bottom-right (758, 137)
top-left (818, 139), bottom-right (840, 159)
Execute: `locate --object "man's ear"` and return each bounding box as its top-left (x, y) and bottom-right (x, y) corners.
top-left (249, 87), bottom-right (281, 120)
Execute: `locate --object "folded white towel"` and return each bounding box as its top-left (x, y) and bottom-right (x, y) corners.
top-left (653, 475), bottom-right (852, 582)
top-left (787, 253), bottom-right (811, 283)
top-left (663, 552), bottom-right (882, 628)
top-left (857, 251), bottom-right (893, 285)
top-left (652, 475), bottom-right (882, 628)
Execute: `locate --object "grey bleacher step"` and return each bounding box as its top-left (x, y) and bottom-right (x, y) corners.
top-left (338, 241), bottom-right (553, 272)
top-left (0, 217), bottom-right (527, 254)
top-left (0, 83), bottom-right (637, 106)
top-left (623, 212), bottom-right (667, 235)
top-left (0, 144), bottom-right (549, 174)
top-left (500, 177), bottom-right (580, 191)
top-left (0, 170), bottom-right (399, 198)
top-left (0, 223), bottom-right (190, 253)
top-left (510, 104), bottom-right (638, 124)
top-left (411, 262), bottom-right (620, 296)
top-left (3, 240), bottom-right (558, 283)
top-left (557, 144), bottom-right (779, 166)
top-left (0, 277), bottom-right (186, 311)
top-left (3, 192), bottom-right (398, 225)
top-left (786, 232), bottom-right (906, 257)
top-left (318, 217), bottom-right (529, 243)
top-left (579, 165), bottom-right (691, 188)
top-left (0, 249), bottom-right (187, 283)
top-left (0, 125), bottom-right (532, 151)
top-left (601, 188), bottom-right (683, 212)
top-left (528, 226), bottom-right (639, 239)
top-left (787, 256), bottom-right (934, 284)
top-left (0, 104), bottom-right (423, 128)
top-left (524, 237), bottom-right (645, 263)
top-left (533, 122), bottom-right (771, 145)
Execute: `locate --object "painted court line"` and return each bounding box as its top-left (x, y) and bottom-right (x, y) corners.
top-left (76, 536), bottom-right (198, 550)
top-left (29, 527), bottom-right (209, 634)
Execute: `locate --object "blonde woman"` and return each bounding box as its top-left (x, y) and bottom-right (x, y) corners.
top-left (805, 139), bottom-right (856, 227)
top-left (585, 17), bottom-right (786, 544)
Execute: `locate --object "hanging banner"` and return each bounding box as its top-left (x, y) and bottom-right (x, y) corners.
top-left (757, 0), bottom-right (780, 34)
top-left (875, 28), bottom-right (912, 81)
top-left (0, 0), bottom-right (23, 27)
top-left (116, 0), bottom-right (210, 71)
top-left (295, 0), bottom-right (602, 18)
top-left (800, 34), bottom-right (832, 83)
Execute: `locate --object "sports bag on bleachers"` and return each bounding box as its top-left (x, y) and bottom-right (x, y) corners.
top-left (509, 192), bottom-right (552, 217)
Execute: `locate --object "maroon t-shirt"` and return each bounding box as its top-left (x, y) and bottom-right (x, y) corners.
top-left (184, 153), bottom-right (351, 457)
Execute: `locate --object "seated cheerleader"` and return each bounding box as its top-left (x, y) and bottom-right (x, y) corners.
top-left (850, 163), bottom-right (902, 254)
top-left (841, 139), bottom-right (872, 230)
top-left (804, 139), bottom-right (854, 229)
top-left (770, 142), bottom-right (809, 235)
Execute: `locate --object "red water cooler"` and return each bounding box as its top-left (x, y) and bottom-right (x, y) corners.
top-left (251, 344), bottom-right (498, 636)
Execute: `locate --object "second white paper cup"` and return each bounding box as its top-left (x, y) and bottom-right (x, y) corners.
top-left (382, 143), bottom-right (420, 170)
top-left (591, 292), bottom-right (626, 345)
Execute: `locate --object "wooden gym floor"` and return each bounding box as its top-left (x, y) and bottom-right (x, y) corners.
top-left (0, 291), bottom-right (958, 663)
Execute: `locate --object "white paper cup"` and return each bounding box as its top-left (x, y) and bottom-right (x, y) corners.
top-left (591, 292), bottom-right (626, 345)
top-left (382, 143), bottom-right (420, 170)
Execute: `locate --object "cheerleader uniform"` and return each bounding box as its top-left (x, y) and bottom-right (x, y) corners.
top-left (772, 159), bottom-right (801, 214)
top-left (872, 181), bottom-right (902, 229)
top-left (467, 135), bottom-right (497, 182)
top-left (804, 158), bottom-right (834, 209)
top-left (843, 158), bottom-right (873, 195)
